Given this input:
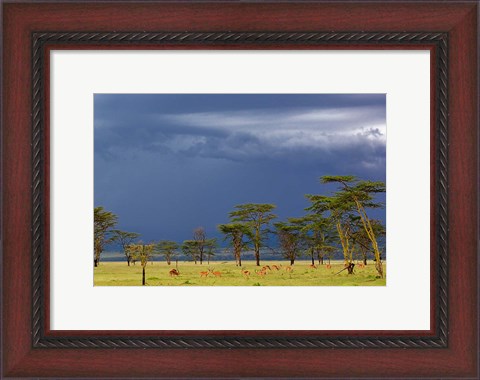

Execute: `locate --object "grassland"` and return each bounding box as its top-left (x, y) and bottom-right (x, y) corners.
top-left (94, 260), bottom-right (386, 286)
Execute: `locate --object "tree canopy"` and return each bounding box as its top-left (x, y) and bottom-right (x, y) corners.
top-left (112, 230), bottom-right (140, 266)
top-left (229, 203), bottom-right (277, 266)
top-left (154, 240), bottom-right (179, 265)
top-left (218, 222), bottom-right (250, 266)
top-left (94, 174), bottom-right (385, 275)
top-left (94, 207), bottom-right (118, 267)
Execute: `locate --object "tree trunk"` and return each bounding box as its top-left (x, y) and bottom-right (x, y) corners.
top-left (363, 256), bottom-right (367, 265)
top-left (354, 200), bottom-right (383, 278)
top-left (142, 266), bottom-right (146, 286)
top-left (320, 256), bottom-right (324, 265)
top-left (94, 258), bottom-right (99, 267)
top-left (238, 256), bottom-right (242, 267)
top-left (311, 255), bottom-right (315, 265)
top-left (347, 263), bottom-right (355, 275)
top-left (127, 257), bottom-right (131, 266)
top-left (255, 241), bottom-right (261, 266)
top-left (375, 261), bottom-right (384, 278)
top-left (290, 258), bottom-right (295, 265)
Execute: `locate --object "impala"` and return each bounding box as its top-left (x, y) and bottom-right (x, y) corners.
top-left (209, 269), bottom-right (222, 277)
top-left (169, 268), bottom-right (180, 277)
top-left (241, 269), bottom-right (250, 278)
top-left (255, 269), bottom-right (267, 277)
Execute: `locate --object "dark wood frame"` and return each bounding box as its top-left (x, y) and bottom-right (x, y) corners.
top-left (2, 1), bottom-right (478, 378)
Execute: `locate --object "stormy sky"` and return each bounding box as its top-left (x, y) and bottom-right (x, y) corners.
top-left (94, 94), bottom-right (386, 247)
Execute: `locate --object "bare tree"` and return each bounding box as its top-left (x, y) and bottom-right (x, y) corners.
top-left (193, 227), bottom-right (207, 264)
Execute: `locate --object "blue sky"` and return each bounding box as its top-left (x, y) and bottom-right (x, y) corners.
top-left (94, 94), bottom-right (386, 246)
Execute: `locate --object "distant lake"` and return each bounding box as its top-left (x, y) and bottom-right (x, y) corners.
top-left (100, 249), bottom-right (379, 262)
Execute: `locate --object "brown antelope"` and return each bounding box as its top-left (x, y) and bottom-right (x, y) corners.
top-left (285, 266), bottom-right (293, 272)
top-left (309, 264), bottom-right (317, 269)
top-left (255, 269), bottom-right (267, 277)
top-left (262, 265), bottom-right (271, 271)
top-left (169, 268), bottom-right (180, 277)
top-left (199, 270), bottom-right (209, 278)
top-left (241, 269), bottom-right (250, 278)
top-left (357, 263), bottom-right (365, 269)
top-left (209, 269), bottom-right (222, 277)
top-left (271, 265), bottom-right (280, 271)
top-left (326, 264), bottom-right (332, 269)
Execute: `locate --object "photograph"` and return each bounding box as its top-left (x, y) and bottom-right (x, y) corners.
top-left (3, 1), bottom-right (478, 378)
top-left (94, 94), bottom-right (387, 286)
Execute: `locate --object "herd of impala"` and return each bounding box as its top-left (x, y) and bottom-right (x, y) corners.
top-left (167, 262), bottom-right (366, 279)
top-left (167, 263), bottom-right (325, 279)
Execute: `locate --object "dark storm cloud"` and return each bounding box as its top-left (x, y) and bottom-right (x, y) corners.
top-left (94, 94), bottom-right (386, 244)
top-left (95, 95), bottom-right (385, 168)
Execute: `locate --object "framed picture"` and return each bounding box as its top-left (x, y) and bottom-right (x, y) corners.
top-left (2, 1), bottom-right (478, 378)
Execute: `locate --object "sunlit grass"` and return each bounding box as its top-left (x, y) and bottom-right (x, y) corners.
top-left (94, 260), bottom-right (386, 286)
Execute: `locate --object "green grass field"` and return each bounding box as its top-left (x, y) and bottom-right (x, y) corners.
top-left (94, 260), bottom-right (386, 286)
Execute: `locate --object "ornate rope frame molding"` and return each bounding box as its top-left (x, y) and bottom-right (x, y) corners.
top-left (31, 31), bottom-right (448, 349)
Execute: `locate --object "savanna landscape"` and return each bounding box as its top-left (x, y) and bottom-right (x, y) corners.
top-left (94, 260), bottom-right (386, 286)
top-left (94, 175), bottom-right (386, 286)
top-left (94, 94), bottom-right (387, 286)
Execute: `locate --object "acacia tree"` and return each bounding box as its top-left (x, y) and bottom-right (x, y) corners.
top-left (298, 214), bottom-right (336, 265)
top-left (324, 246), bottom-right (336, 265)
top-left (112, 230), bottom-right (140, 266)
top-left (183, 229), bottom-right (216, 265)
top-left (306, 194), bottom-right (357, 274)
top-left (321, 175), bottom-right (386, 278)
top-left (94, 207), bottom-right (118, 267)
top-left (155, 240), bottom-right (179, 265)
top-left (218, 223), bottom-right (250, 266)
top-left (127, 243), bottom-right (155, 285)
top-left (182, 240), bottom-right (199, 263)
top-left (229, 203), bottom-right (277, 266)
top-left (204, 238), bottom-right (217, 265)
top-left (193, 227), bottom-right (210, 265)
top-left (274, 219), bottom-right (305, 265)
top-left (351, 218), bottom-right (385, 265)
top-left (350, 216), bottom-right (369, 265)
top-left (370, 219), bottom-right (386, 262)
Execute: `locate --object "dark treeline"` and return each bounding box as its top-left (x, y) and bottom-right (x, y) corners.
top-left (94, 175), bottom-right (386, 278)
